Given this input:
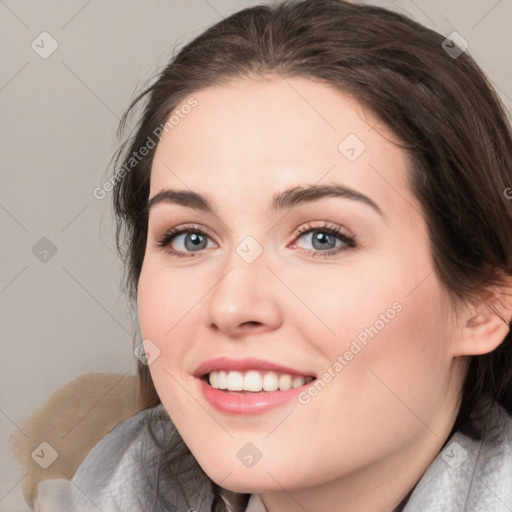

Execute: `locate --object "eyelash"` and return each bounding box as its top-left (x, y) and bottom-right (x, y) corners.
top-left (154, 222), bottom-right (357, 259)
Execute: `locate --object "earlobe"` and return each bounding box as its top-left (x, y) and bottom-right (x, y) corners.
top-left (454, 284), bottom-right (512, 357)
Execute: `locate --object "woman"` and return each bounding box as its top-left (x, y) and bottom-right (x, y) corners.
top-left (33, 0), bottom-right (512, 510)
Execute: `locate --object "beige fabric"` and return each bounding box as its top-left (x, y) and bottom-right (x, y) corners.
top-left (9, 372), bottom-right (144, 508)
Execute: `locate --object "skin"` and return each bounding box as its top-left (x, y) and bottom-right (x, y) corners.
top-left (136, 74), bottom-right (510, 512)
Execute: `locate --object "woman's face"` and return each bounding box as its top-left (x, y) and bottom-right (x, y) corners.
top-left (137, 75), bottom-right (466, 499)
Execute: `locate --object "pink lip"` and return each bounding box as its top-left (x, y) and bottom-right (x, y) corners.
top-left (193, 356), bottom-right (315, 378)
top-left (196, 377), bottom-right (315, 415)
top-left (193, 356), bottom-right (316, 415)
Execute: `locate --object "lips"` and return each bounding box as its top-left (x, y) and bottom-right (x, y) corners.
top-left (193, 356), bottom-right (316, 380)
top-left (193, 356), bottom-right (318, 414)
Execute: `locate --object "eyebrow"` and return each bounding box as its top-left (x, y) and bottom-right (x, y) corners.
top-left (147, 184), bottom-right (385, 219)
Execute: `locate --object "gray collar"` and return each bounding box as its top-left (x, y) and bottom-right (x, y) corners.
top-left (33, 396), bottom-right (512, 512)
top-left (403, 396), bottom-right (512, 511)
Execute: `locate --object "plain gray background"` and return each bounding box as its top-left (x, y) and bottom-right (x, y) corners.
top-left (1, 0), bottom-right (511, 510)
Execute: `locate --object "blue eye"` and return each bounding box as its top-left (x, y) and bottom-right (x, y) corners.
top-left (292, 222), bottom-right (356, 258)
top-left (155, 222), bottom-right (356, 258)
top-left (155, 224), bottom-right (213, 258)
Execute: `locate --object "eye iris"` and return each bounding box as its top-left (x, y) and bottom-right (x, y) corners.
top-left (312, 231), bottom-right (335, 250)
top-left (185, 233), bottom-right (206, 250)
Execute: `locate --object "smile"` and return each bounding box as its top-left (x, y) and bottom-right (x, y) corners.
top-left (207, 370), bottom-right (315, 392)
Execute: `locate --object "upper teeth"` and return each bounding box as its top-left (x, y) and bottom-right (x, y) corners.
top-left (208, 370), bottom-right (314, 392)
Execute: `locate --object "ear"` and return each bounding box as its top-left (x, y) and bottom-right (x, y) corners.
top-left (453, 277), bottom-right (512, 357)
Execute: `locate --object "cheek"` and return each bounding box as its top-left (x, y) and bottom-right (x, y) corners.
top-left (137, 260), bottom-right (198, 344)
top-left (137, 268), bottom-right (194, 418)
top-left (137, 259), bottom-right (207, 396)
top-left (297, 255), bottom-right (452, 421)
top-left (282, 258), bottom-right (403, 354)
top-left (137, 261), bottom-right (164, 336)
top-left (329, 277), bottom-right (451, 435)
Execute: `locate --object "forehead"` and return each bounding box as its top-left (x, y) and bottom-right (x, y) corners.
top-left (149, 74), bottom-right (415, 218)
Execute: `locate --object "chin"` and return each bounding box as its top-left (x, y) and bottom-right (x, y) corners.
top-left (208, 470), bottom-right (282, 494)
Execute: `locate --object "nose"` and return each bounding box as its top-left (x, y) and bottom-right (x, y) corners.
top-left (206, 244), bottom-right (283, 337)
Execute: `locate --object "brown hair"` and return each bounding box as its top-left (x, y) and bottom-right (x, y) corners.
top-left (110, 0), bottom-right (512, 509)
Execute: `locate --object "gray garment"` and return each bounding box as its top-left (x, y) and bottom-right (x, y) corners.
top-left (402, 395), bottom-right (512, 512)
top-left (33, 396), bottom-right (512, 512)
